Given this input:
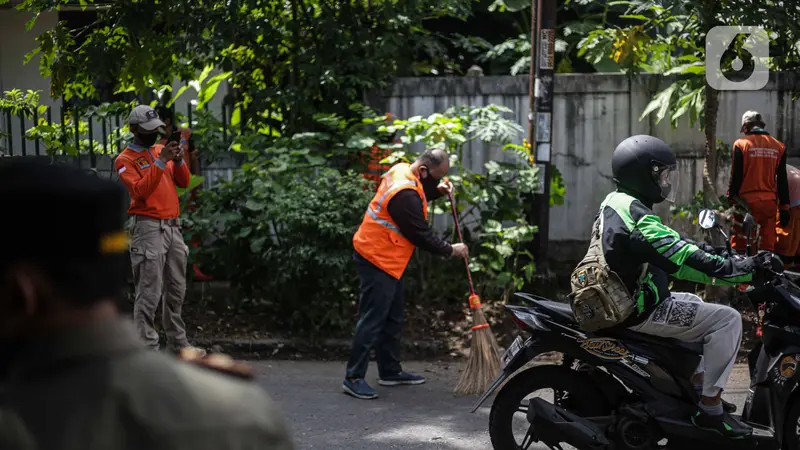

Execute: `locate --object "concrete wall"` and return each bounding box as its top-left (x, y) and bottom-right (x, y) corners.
top-left (384, 73), bottom-right (800, 245)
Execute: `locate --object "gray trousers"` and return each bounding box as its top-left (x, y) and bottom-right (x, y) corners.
top-left (130, 217), bottom-right (189, 350)
top-left (629, 292), bottom-right (742, 397)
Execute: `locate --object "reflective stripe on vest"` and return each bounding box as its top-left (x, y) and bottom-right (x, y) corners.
top-left (366, 179), bottom-right (417, 233)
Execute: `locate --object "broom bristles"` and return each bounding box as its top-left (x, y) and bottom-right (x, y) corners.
top-left (454, 307), bottom-right (502, 396)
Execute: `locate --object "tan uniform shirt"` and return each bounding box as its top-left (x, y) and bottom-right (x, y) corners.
top-left (0, 318), bottom-right (294, 450)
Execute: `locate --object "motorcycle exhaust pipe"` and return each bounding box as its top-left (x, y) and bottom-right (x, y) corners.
top-left (526, 398), bottom-right (610, 450)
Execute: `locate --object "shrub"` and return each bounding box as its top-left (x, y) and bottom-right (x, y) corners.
top-left (186, 104), bottom-right (566, 338)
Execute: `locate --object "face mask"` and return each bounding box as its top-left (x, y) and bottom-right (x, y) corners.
top-left (138, 132), bottom-right (159, 147)
top-left (421, 171), bottom-right (440, 199)
top-left (656, 165), bottom-right (679, 203)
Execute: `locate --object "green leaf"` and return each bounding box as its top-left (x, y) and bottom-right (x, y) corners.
top-left (619, 14), bottom-right (649, 21)
top-left (663, 62), bottom-right (705, 76)
top-left (197, 65), bottom-right (214, 84)
top-left (25, 14), bottom-right (39, 31)
top-left (196, 71), bottom-right (232, 110)
top-left (250, 236), bottom-right (266, 253)
top-left (245, 199), bottom-right (267, 211)
top-left (639, 83), bottom-right (677, 124)
top-left (231, 107), bottom-right (241, 127)
top-left (305, 155), bottom-right (327, 165)
top-left (346, 135), bottom-right (376, 149)
top-left (485, 219), bottom-right (503, 234)
top-left (168, 84), bottom-right (191, 107)
top-left (176, 175), bottom-right (205, 196)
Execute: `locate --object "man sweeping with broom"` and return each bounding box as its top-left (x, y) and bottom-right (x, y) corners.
top-left (343, 148), bottom-right (470, 400)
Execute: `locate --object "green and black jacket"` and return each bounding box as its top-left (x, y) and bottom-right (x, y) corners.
top-left (598, 191), bottom-right (754, 326)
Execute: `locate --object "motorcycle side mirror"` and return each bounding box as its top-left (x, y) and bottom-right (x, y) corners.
top-left (698, 209), bottom-right (718, 230)
top-left (743, 213), bottom-right (756, 235)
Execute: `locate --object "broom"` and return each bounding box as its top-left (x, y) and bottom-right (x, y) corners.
top-left (446, 186), bottom-right (502, 396)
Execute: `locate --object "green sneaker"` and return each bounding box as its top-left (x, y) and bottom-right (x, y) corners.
top-left (691, 411), bottom-right (752, 439)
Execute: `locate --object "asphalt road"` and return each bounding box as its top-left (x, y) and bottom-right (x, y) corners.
top-left (251, 360), bottom-right (752, 450)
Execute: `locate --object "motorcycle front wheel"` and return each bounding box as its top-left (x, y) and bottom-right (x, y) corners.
top-left (488, 364), bottom-right (612, 450)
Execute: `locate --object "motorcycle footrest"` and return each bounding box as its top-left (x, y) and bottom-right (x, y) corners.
top-left (527, 398), bottom-right (610, 450)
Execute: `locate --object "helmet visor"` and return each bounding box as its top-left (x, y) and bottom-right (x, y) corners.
top-left (659, 165), bottom-right (680, 203)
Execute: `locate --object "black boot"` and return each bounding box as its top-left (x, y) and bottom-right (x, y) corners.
top-left (691, 410), bottom-right (752, 438)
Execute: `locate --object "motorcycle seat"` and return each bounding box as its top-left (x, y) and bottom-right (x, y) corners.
top-left (531, 299), bottom-right (702, 354)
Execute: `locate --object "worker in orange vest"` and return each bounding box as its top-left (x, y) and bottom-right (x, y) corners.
top-left (156, 106), bottom-right (213, 282)
top-left (727, 111), bottom-right (790, 252)
top-left (775, 165), bottom-right (800, 268)
top-left (343, 148), bottom-right (470, 400)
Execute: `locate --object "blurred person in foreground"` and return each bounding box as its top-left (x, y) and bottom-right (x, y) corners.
top-left (775, 165), bottom-right (800, 269)
top-left (727, 110), bottom-right (790, 252)
top-left (343, 148), bottom-right (470, 400)
top-left (115, 105), bottom-right (204, 354)
top-left (0, 159), bottom-right (294, 450)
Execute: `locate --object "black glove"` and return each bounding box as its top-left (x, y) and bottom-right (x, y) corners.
top-left (760, 251), bottom-right (785, 273)
top-left (750, 251), bottom-right (784, 285)
top-left (780, 209), bottom-right (791, 227)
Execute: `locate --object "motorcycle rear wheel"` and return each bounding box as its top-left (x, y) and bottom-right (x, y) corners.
top-left (488, 364), bottom-right (613, 450)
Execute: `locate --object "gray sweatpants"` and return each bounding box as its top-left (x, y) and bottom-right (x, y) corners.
top-left (629, 292), bottom-right (742, 397)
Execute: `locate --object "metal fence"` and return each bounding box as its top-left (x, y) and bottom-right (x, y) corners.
top-left (0, 98), bottom-right (242, 188)
top-left (0, 100), bottom-right (232, 158)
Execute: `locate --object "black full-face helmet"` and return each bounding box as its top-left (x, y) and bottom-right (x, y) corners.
top-left (611, 135), bottom-right (678, 204)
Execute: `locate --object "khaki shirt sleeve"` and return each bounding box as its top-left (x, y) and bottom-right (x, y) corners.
top-left (250, 388), bottom-right (295, 450)
top-left (0, 408), bottom-right (36, 450)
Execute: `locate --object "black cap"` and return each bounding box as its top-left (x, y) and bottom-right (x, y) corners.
top-left (0, 158), bottom-right (128, 304)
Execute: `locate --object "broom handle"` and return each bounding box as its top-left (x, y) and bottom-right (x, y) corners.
top-left (447, 189), bottom-right (476, 296)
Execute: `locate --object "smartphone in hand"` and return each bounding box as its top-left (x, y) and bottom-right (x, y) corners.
top-left (166, 131), bottom-right (181, 145)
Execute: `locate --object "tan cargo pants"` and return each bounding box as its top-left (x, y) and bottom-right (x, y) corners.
top-left (129, 216), bottom-right (189, 350)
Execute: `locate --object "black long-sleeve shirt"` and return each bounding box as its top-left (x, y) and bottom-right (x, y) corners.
top-left (386, 190), bottom-right (453, 257)
top-left (728, 129), bottom-right (790, 207)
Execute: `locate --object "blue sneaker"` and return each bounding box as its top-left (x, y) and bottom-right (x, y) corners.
top-left (378, 371), bottom-right (426, 386)
top-left (342, 378), bottom-right (378, 400)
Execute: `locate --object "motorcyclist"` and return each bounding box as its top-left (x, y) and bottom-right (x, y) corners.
top-left (601, 135), bottom-right (762, 437)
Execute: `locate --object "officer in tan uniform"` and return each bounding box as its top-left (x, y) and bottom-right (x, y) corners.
top-left (0, 159), bottom-right (294, 450)
top-left (115, 105), bottom-right (202, 354)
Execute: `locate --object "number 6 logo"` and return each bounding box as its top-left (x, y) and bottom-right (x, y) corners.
top-left (706, 26), bottom-right (770, 91)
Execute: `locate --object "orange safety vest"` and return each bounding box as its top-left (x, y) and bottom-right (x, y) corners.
top-left (353, 163), bottom-right (428, 279)
top-left (733, 133), bottom-right (786, 204)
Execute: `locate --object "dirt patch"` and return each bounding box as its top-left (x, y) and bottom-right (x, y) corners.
top-left (122, 279), bottom-right (764, 362)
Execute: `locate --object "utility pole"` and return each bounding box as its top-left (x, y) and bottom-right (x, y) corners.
top-left (528, 0), bottom-right (556, 275)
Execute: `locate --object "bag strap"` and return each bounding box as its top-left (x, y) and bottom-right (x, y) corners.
top-left (598, 201), bottom-right (650, 284)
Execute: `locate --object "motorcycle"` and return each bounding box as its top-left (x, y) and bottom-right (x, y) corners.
top-left (471, 210), bottom-right (800, 450)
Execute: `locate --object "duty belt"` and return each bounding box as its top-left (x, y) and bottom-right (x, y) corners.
top-left (135, 216), bottom-right (182, 227)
